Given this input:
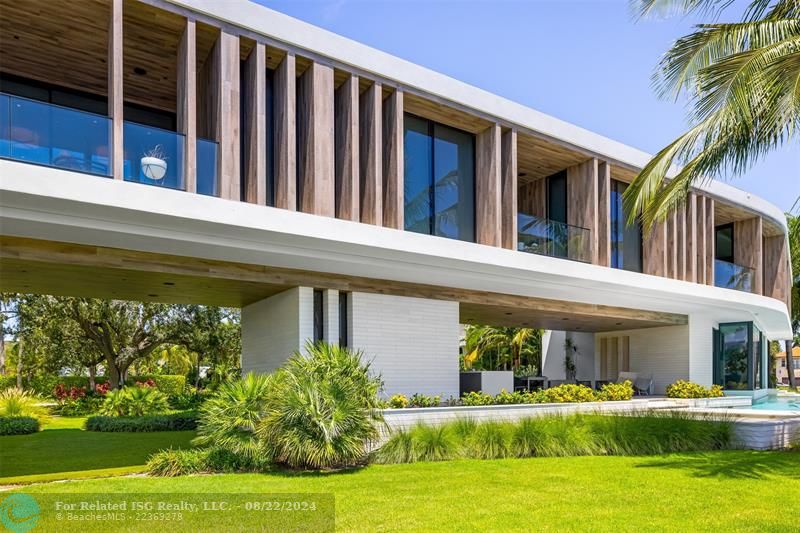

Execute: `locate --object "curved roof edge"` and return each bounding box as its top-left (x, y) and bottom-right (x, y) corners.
top-left (171, 0), bottom-right (787, 233)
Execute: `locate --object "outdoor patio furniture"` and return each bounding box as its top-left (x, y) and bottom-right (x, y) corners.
top-left (633, 375), bottom-right (654, 396)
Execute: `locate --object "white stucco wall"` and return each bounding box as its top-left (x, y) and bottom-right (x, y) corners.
top-left (241, 287), bottom-right (314, 374)
top-left (596, 325), bottom-right (691, 394)
top-left (541, 330), bottom-right (595, 381)
top-left (349, 292), bottom-right (460, 399)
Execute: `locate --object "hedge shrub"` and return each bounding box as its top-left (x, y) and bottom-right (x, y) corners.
top-left (666, 380), bottom-right (725, 399)
top-left (0, 416), bottom-right (40, 436)
top-left (86, 411), bottom-right (199, 432)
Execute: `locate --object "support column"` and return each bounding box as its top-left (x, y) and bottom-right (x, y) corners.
top-left (704, 196), bottom-right (715, 285)
top-left (108, 0), bottom-right (123, 180)
top-left (476, 124), bottom-right (502, 247)
top-left (208, 31), bottom-right (240, 200)
top-left (359, 82), bottom-right (382, 225)
top-left (273, 53), bottom-right (296, 210)
top-left (643, 219), bottom-right (668, 277)
top-left (734, 217), bottom-right (764, 295)
top-left (596, 161), bottom-right (611, 267)
top-left (242, 42), bottom-right (267, 205)
top-left (500, 129), bottom-right (517, 250)
top-left (297, 62), bottom-right (335, 217)
top-left (382, 89), bottom-right (404, 229)
top-left (567, 159), bottom-right (599, 264)
top-left (177, 19), bottom-right (197, 193)
top-left (334, 75), bottom-right (359, 221)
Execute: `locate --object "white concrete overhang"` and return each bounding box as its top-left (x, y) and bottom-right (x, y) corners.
top-left (0, 160), bottom-right (792, 339)
top-left (168, 0), bottom-right (788, 233)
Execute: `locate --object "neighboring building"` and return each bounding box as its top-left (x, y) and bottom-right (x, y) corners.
top-left (0, 0), bottom-right (792, 397)
top-left (775, 346), bottom-right (800, 386)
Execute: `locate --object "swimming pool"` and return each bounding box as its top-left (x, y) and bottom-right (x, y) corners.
top-left (749, 396), bottom-right (800, 412)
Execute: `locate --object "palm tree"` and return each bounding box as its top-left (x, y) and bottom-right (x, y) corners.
top-left (464, 325), bottom-right (542, 373)
top-left (786, 213), bottom-right (799, 388)
top-left (624, 0), bottom-right (800, 230)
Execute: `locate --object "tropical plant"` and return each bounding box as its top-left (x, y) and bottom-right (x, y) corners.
top-left (597, 380), bottom-right (635, 401)
top-left (463, 325), bottom-right (542, 372)
top-left (100, 386), bottom-right (169, 417)
top-left (388, 394), bottom-right (409, 409)
top-left (665, 379), bottom-right (725, 398)
top-left (0, 388), bottom-right (48, 419)
top-left (193, 372), bottom-right (275, 463)
top-left (564, 338), bottom-right (578, 382)
top-left (625, 0), bottom-right (800, 230)
top-left (0, 416), bottom-right (39, 435)
top-left (258, 342), bottom-right (384, 469)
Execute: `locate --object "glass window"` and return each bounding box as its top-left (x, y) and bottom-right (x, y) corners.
top-left (313, 289), bottom-right (324, 343)
top-left (752, 324), bottom-right (763, 390)
top-left (715, 224), bottom-right (734, 263)
top-left (404, 114), bottom-right (474, 242)
top-left (338, 292), bottom-right (349, 347)
top-left (718, 323), bottom-right (749, 389)
top-left (610, 180), bottom-right (642, 272)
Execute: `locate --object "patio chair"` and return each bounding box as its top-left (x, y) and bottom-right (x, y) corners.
top-left (616, 371), bottom-right (638, 384)
top-left (633, 375), bottom-right (654, 396)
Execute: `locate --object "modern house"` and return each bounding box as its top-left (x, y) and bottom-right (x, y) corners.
top-left (775, 346), bottom-right (800, 386)
top-left (0, 0), bottom-right (792, 398)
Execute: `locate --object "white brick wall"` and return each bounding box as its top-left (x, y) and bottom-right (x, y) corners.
top-left (596, 325), bottom-right (690, 394)
top-left (241, 287), bottom-right (313, 373)
top-left (349, 292), bottom-right (460, 399)
top-left (688, 313), bottom-right (717, 386)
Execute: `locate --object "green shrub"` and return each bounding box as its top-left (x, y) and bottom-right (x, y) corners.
top-left (0, 388), bottom-right (49, 420)
top-left (260, 342), bottom-right (384, 469)
top-left (168, 387), bottom-right (209, 410)
top-left (86, 411), bottom-right (199, 432)
top-left (597, 380), bottom-right (634, 401)
top-left (52, 396), bottom-right (104, 416)
top-left (147, 448), bottom-right (210, 477)
top-left (493, 389), bottom-right (536, 405)
top-left (375, 412), bottom-right (733, 464)
top-left (538, 384), bottom-right (597, 403)
top-left (666, 380), bottom-right (725, 399)
top-left (408, 393), bottom-right (441, 408)
top-left (100, 386), bottom-right (170, 416)
top-left (388, 394), bottom-right (409, 409)
top-left (194, 373), bottom-right (274, 462)
top-left (460, 391), bottom-right (494, 406)
top-left (0, 376), bottom-right (15, 390)
top-left (0, 416), bottom-right (39, 435)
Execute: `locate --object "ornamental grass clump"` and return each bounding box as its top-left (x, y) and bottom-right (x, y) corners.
top-left (0, 388), bottom-right (48, 420)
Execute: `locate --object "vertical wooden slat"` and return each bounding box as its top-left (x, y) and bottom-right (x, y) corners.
top-left (696, 195), bottom-right (707, 284)
top-left (359, 82), bottom-right (382, 225)
top-left (666, 210), bottom-right (678, 279)
top-left (297, 61), bottom-right (335, 216)
top-left (600, 338), bottom-right (608, 380)
top-left (382, 89), bottom-right (403, 229)
top-left (676, 203), bottom-right (686, 280)
top-left (734, 217), bottom-right (764, 295)
top-left (273, 53), bottom-right (296, 210)
top-left (108, 0), bottom-right (123, 180)
top-left (644, 219), bottom-right (668, 277)
top-left (705, 196), bottom-right (715, 285)
top-left (621, 336), bottom-right (630, 373)
top-left (476, 124), bottom-right (502, 247)
top-left (334, 74), bottom-right (359, 221)
top-left (210, 31), bottom-right (240, 201)
top-left (567, 159), bottom-right (599, 264)
top-left (500, 129), bottom-right (518, 250)
top-left (517, 179), bottom-right (545, 218)
top-left (242, 42), bottom-right (266, 205)
top-left (764, 234), bottom-right (790, 308)
top-left (177, 18), bottom-right (196, 193)
top-left (609, 337), bottom-right (619, 379)
top-left (596, 161), bottom-right (611, 267)
top-left (685, 192), bottom-right (697, 282)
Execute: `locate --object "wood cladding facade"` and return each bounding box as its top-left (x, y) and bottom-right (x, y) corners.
top-left (0, 0), bottom-right (791, 310)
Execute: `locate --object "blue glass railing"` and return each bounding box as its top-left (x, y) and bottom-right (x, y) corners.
top-left (0, 92), bottom-right (112, 176)
top-left (714, 259), bottom-right (754, 293)
top-left (197, 138), bottom-right (218, 197)
top-left (123, 121), bottom-right (185, 191)
top-left (518, 212), bottom-right (591, 263)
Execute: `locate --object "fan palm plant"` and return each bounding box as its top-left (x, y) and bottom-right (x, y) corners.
top-left (625, 0), bottom-right (800, 230)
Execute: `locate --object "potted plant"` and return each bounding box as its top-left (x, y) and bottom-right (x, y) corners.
top-left (141, 144), bottom-right (168, 181)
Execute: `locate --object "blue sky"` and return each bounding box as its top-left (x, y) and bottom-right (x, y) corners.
top-left (256, 0), bottom-right (797, 213)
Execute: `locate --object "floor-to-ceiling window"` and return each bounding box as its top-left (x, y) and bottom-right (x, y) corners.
top-left (403, 114), bottom-right (475, 242)
top-left (715, 224), bottom-right (734, 263)
top-left (714, 321), bottom-right (766, 390)
top-left (610, 179), bottom-right (643, 272)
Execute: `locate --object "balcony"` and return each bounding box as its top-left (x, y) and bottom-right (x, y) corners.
top-left (518, 213), bottom-right (591, 263)
top-left (197, 138), bottom-right (218, 197)
top-left (123, 122), bottom-right (185, 191)
top-left (714, 259), bottom-right (754, 293)
top-left (0, 92), bottom-right (111, 177)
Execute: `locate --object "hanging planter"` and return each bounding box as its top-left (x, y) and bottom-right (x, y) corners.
top-left (141, 144), bottom-right (168, 181)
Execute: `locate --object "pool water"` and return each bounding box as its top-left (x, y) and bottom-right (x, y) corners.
top-left (749, 396), bottom-right (800, 411)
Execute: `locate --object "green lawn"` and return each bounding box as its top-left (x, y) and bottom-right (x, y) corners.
top-left (12, 450), bottom-right (800, 532)
top-left (0, 417), bottom-right (195, 484)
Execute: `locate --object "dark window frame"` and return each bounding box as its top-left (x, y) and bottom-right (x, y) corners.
top-left (714, 223), bottom-right (735, 263)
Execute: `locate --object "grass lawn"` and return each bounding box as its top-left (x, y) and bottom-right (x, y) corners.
top-left (0, 417), bottom-right (195, 484)
top-left (12, 450), bottom-right (800, 532)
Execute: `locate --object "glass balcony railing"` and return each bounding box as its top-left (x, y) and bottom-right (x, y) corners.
top-left (197, 138), bottom-right (218, 197)
top-left (0, 92), bottom-right (112, 176)
top-left (123, 121), bottom-right (185, 191)
top-left (517, 212), bottom-right (591, 263)
top-left (714, 259), bottom-right (755, 293)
